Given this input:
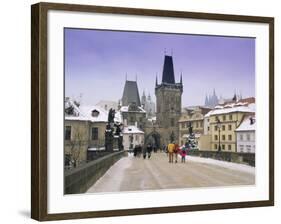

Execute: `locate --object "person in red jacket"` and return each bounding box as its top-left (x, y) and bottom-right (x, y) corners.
top-left (180, 146), bottom-right (187, 163)
top-left (174, 143), bottom-right (180, 163)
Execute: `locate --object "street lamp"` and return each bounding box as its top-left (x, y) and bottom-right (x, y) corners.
top-left (216, 116), bottom-right (222, 152)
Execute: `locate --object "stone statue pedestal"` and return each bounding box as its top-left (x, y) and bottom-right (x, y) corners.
top-left (104, 108), bottom-right (124, 152)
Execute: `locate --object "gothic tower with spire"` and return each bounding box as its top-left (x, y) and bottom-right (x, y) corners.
top-left (155, 55), bottom-right (183, 143)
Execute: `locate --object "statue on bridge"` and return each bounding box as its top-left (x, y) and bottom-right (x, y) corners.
top-left (108, 108), bottom-right (115, 125)
top-left (105, 108), bottom-right (123, 151)
top-left (188, 121), bottom-right (193, 136)
top-left (186, 121), bottom-right (198, 150)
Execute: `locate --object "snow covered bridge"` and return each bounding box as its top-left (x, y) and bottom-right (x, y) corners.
top-left (87, 152), bottom-right (255, 193)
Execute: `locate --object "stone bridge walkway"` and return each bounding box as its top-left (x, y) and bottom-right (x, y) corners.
top-left (87, 152), bottom-right (255, 193)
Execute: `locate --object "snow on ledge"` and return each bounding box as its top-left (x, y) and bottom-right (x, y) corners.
top-left (185, 155), bottom-right (255, 175)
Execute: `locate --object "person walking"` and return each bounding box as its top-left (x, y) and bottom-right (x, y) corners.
top-left (137, 144), bottom-right (142, 158)
top-left (133, 145), bottom-right (138, 157)
top-left (180, 146), bottom-right (187, 163)
top-left (142, 145), bottom-right (147, 159)
top-left (174, 143), bottom-right (180, 163)
top-left (168, 142), bottom-right (175, 163)
top-left (147, 144), bottom-right (153, 159)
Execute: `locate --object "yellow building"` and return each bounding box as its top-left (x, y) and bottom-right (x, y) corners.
top-left (178, 106), bottom-right (211, 146)
top-left (206, 106), bottom-right (254, 152)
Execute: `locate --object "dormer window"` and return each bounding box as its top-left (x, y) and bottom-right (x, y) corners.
top-left (91, 109), bottom-right (100, 117)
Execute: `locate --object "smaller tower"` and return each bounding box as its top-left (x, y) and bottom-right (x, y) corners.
top-left (141, 90), bottom-right (146, 107)
top-left (205, 94), bottom-right (209, 107)
top-left (147, 93), bottom-right (151, 101)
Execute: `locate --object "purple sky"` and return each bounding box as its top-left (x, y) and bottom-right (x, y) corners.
top-left (65, 28), bottom-right (255, 106)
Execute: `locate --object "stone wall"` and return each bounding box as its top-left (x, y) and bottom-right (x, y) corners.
top-left (187, 150), bottom-right (255, 166)
top-left (64, 151), bottom-right (126, 194)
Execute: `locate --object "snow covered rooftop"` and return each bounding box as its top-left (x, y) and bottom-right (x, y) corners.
top-left (120, 106), bottom-right (146, 113)
top-left (236, 116), bottom-right (256, 132)
top-left (123, 125), bottom-right (144, 134)
top-left (65, 98), bottom-right (108, 122)
top-left (205, 105), bottom-right (255, 117)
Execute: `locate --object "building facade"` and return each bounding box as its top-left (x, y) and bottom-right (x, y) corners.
top-left (206, 106), bottom-right (254, 152)
top-left (64, 98), bottom-right (108, 168)
top-left (122, 126), bottom-right (144, 150)
top-left (236, 116), bottom-right (256, 153)
top-left (120, 80), bottom-right (146, 130)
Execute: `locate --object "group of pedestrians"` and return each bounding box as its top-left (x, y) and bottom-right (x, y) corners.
top-left (166, 142), bottom-right (188, 163)
top-left (133, 144), bottom-right (153, 159)
top-left (133, 142), bottom-right (189, 162)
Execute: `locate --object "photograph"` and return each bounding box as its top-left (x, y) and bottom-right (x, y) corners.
top-left (63, 28), bottom-right (256, 194)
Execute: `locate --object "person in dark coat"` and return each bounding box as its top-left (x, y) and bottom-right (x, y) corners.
top-left (133, 145), bottom-right (138, 157)
top-left (143, 145), bottom-right (147, 159)
top-left (147, 144), bottom-right (153, 159)
top-left (137, 145), bottom-right (142, 157)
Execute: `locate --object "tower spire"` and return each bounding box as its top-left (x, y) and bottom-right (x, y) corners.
top-left (162, 55), bottom-right (175, 84)
top-left (180, 72), bottom-right (183, 84)
top-left (205, 94), bottom-right (209, 106)
top-left (155, 74), bottom-right (158, 87)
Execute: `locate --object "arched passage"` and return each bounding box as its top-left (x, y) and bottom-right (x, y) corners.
top-left (145, 131), bottom-right (161, 149)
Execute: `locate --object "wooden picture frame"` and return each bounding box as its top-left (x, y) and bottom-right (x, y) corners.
top-left (31, 2), bottom-right (274, 221)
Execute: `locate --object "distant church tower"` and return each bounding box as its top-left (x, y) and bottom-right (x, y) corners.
top-left (155, 55), bottom-right (183, 142)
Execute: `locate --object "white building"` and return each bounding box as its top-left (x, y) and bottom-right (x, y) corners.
top-left (236, 116), bottom-right (256, 153)
top-left (122, 125), bottom-right (144, 151)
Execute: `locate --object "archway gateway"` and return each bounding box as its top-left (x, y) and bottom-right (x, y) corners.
top-left (145, 131), bottom-right (161, 149)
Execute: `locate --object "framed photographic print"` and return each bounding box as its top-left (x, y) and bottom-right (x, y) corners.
top-left (31, 2), bottom-right (274, 221)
